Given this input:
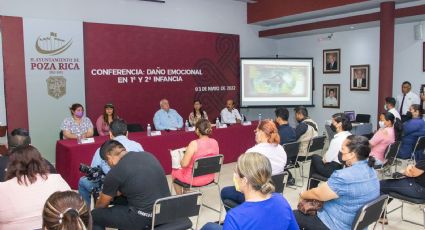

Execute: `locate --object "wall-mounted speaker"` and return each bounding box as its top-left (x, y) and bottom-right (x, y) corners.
top-left (414, 23), bottom-right (423, 40)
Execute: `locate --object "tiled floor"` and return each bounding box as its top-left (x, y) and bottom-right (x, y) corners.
top-left (171, 162), bottom-right (424, 230)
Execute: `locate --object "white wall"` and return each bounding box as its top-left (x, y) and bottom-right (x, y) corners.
top-left (393, 22), bottom-right (425, 96)
top-left (0, 0), bottom-right (276, 162)
top-left (274, 27), bottom-right (381, 132)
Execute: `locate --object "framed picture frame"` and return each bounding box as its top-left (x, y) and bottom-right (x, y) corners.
top-left (350, 65), bottom-right (370, 91)
top-left (323, 49), bottom-right (341, 74)
top-left (420, 84), bottom-right (425, 111)
top-left (423, 42), bottom-right (425, 72)
top-left (323, 84), bottom-right (340, 108)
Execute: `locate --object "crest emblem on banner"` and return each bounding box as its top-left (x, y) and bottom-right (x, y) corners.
top-left (35, 32), bottom-right (73, 56)
top-left (46, 76), bottom-right (66, 99)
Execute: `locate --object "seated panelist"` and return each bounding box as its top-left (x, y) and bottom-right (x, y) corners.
top-left (220, 99), bottom-right (241, 124)
top-left (153, 99), bottom-right (183, 131)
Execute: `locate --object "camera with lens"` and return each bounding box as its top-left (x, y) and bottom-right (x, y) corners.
top-left (79, 163), bottom-right (105, 199)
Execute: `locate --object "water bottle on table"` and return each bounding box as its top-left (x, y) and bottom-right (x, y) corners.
top-left (258, 113), bottom-right (262, 122)
top-left (215, 117), bottom-right (220, 128)
top-left (147, 124), bottom-right (152, 136)
top-left (77, 133), bottom-right (82, 144)
top-left (185, 120), bottom-right (189, 131)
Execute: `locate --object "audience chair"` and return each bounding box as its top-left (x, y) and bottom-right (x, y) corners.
top-left (127, 123), bottom-right (143, 132)
top-left (307, 173), bottom-right (329, 190)
top-left (356, 114), bottom-right (371, 123)
top-left (59, 130), bottom-right (64, 140)
top-left (396, 136), bottom-right (425, 171)
top-left (151, 192), bottom-right (202, 230)
top-left (297, 135), bottom-right (327, 185)
top-left (271, 171), bottom-right (289, 194)
top-left (324, 124), bottom-right (335, 141)
top-left (374, 141), bottom-right (401, 178)
top-left (351, 195), bottom-right (389, 230)
top-left (387, 192), bottom-right (425, 228)
top-left (93, 128), bottom-right (99, 137)
top-left (173, 154), bottom-right (224, 222)
top-left (282, 141), bottom-right (302, 187)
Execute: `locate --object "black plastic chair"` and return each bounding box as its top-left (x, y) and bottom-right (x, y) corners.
top-left (283, 141), bottom-right (302, 187)
top-left (396, 136), bottom-right (425, 171)
top-left (271, 171), bottom-right (288, 194)
top-left (307, 173), bottom-right (329, 190)
top-left (173, 154), bottom-right (224, 222)
top-left (151, 192), bottom-right (202, 230)
top-left (59, 130), bottom-right (64, 140)
top-left (298, 136), bottom-right (327, 186)
top-left (387, 192), bottom-right (425, 227)
top-left (127, 123), bottom-right (143, 132)
top-left (351, 195), bottom-right (389, 230)
top-left (374, 141), bottom-right (401, 177)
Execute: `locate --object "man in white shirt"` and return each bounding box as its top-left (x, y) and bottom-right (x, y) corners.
top-left (308, 113), bottom-right (352, 189)
top-left (384, 97), bottom-right (401, 121)
top-left (396, 81), bottom-right (420, 121)
top-left (324, 89), bottom-right (338, 107)
top-left (220, 99), bottom-right (241, 124)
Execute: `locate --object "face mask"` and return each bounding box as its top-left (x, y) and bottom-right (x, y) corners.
top-left (330, 123), bottom-right (337, 132)
top-left (384, 104), bottom-right (388, 111)
top-left (379, 121), bottom-right (385, 129)
top-left (406, 111), bottom-right (413, 120)
top-left (233, 173), bottom-right (241, 192)
top-left (75, 111), bottom-right (84, 118)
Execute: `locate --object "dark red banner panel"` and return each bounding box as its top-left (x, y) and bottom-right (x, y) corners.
top-left (84, 23), bottom-right (240, 128)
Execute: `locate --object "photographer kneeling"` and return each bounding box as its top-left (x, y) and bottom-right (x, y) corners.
top-left (78, 119), bottom-right (144, 206)
top-left (92, 140), bottom-right (170, 230)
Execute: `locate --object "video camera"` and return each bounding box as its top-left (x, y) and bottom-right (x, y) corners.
top-left (79, 164), bottom-right (105, 199)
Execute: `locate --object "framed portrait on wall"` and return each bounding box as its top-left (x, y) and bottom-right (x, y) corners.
top-left (423, 42), bottom-right (425, 72)
top-left (323, 84), bottom-right (340, 108)
top-left (323, 49), bottom-right (340, 74)
top-left (350, 65), bottom-right (370, 91)
top-left (420, 84), bottom-right (425, 111)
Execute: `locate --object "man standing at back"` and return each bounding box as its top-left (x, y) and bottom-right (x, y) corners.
top-left (78, 119), bottom-right (144, 206)
top-left (153, 99), bottom-right (183, 130)
top-left (92, 140), bottom-right (170, 230)
top-left (294, 106), bottom-right (318, 157)
top-left (397, 81), bottom-right (420, 122)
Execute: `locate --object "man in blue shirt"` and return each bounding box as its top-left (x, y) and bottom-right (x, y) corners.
top-left (153, 99), bottom-right (183, 130)
top-left (78, 119), bottom-right (144, 206)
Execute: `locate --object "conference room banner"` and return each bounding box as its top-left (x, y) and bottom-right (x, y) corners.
top-left (23, 18), bottom-right (86, 161)
top-left (84, 23), bottom-right (240, 128)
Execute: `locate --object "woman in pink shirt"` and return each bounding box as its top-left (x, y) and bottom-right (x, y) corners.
top-left (172, 119), bottom-right (219, 194)
top-left (369, 112), bottom-right (402, 165)
top-left (0, 145), bottom-right (70, 230)
top-left (96, 103), bottom-right (117, 136)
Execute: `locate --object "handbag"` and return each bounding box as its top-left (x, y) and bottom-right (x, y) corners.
top-left (297, 199), bottom-right (324, 216)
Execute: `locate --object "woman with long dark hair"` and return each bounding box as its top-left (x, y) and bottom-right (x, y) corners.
top-left (0, 145), bottom-right (70, 230)
top-left (96, 103), bottom-right (117, 136)
top-left (188, 100), bottom-right (208, 126)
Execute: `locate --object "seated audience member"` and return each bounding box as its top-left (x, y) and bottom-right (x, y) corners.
top-left (96, 103), bottom-right (117, 136)
top-left (92, 140), bottom-right (170, 230)
top-left (78, 119), bottom-right (143, 206)
top-left (275, 107), bottom-right (297, 185)
top-left (370, 112), bottom-right (402, 165)
top-left (398, 104), bottom-right (425, 160)
top-left (384, 97), bottom-right (401, 121)
top-left (294, 106), bottom-right (318, 157)
top-left (172, 119), bottom-right (219, 194)
top-left (189, 100), bottom-right (208, 126)
top-left (221, 120), bottom-right (287, 209)
top-left (220, 99), bottom-right (241, 124)
top-left (275, 107), bottom-right (296, 145)
top-left (0, 128), bottom-right (56, 182)
top-left (61, 103), bottom-right (94, 139)
top-left (153, 98), bottom-right (183, 130)
top-left (43, 191), bottom-right (90, 230)
top-left (308, 113), bottom-right (352, 189)
top-left (380, 160), bottom-right (425, 224)
top-left (294, 135), bottom-right (379, 230)
top-left (0, 145), bottom-right (70, 230)
top-left (201, 152), bottom-right (299, 230)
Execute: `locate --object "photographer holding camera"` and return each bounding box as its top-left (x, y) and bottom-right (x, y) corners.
top-left (78, 119), bottom-right (143, 206)
top-left (92, 140), bottom-right (170, 230)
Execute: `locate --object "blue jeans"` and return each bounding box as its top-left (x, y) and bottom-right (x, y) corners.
top-left (200, 222), bottom-right (222, 230)
top-left (220, 186), bottom-right (245, 211)
top-left (78, 176), bottom-right (100, 206)
top-left (380, 178), bottom-right (425, 199)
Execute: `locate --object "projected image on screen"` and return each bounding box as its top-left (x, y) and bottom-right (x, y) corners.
top-left (241, 59), bottom-right (313, 107)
